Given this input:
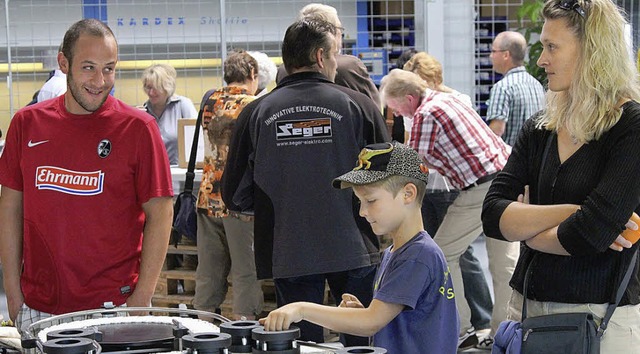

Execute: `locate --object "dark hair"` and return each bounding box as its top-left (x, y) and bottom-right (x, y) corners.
top-left (281, 19), bottom-right (336, 74)
top-left (395, 48), bottom-right (418, 69)
top-left (61, 18), bottom-right (116, 67)
top-left (223, 49), bottom-right (259, 85)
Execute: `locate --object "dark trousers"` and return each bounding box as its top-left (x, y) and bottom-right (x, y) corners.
top-left (274, 265), bottom-right (377, 345)
top-left (422, 190), bottom-right (493, 330)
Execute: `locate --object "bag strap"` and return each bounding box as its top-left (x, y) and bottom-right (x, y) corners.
top-left (183, 108), bottom-right (203, 194)
top-left (597, 250), bottom-right (638, 337)
top-left (521, 254), bottom-right (536, 321)
top-left (522, 132), bottom-right (554, 320)
top-left (183, 88), bottom-right (217, 194)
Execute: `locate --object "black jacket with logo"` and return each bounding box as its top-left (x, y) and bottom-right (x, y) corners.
top-left (222, 71), bottom-right (390, 279)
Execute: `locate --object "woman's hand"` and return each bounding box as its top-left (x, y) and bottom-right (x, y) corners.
top-left (519, 183), bottom-right (636, 253)
top-left (610, 216), bottom-right (638, 251)
top-left (517, 185), bottom-right (530, 204)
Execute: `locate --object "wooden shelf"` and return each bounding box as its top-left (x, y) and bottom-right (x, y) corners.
top-left (153, 241), bottom-right (279, 319)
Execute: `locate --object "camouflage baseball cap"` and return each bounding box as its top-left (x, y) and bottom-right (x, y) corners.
top-left (333, 141), bottom-right (429, 189)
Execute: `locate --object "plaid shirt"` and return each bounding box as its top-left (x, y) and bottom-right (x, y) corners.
top-left (485, 66), bottom-right (546, 146)
top-left (408, 89), bottom-right (511, 190)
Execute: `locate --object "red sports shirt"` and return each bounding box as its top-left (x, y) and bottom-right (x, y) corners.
top-left (0, 95), bottom-right (173, 314)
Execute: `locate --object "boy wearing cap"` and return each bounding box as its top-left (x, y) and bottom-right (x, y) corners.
top-left (260, 142), bottom-right (459, 353)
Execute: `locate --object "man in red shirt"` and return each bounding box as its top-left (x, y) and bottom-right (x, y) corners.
top-left (0, 19), bottom-right (173, 332)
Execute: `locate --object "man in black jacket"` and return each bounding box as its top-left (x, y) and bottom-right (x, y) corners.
top-left (275, 3), bottom-right (381, 109)
top-left (222, 19), bottom-right (389, 345)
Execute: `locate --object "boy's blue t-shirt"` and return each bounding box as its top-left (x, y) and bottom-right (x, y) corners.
top-left (373, 231), bottom-right (459, 353)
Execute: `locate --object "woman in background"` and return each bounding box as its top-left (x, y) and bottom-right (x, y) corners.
top-left (403, 51), bottom-right (473, 109)
top-left (142, 63), bottom-right (197, 165)
top-left (247, 51), bottom-right (277, 97)
top-left (193, 50), bottom-right (264, 321)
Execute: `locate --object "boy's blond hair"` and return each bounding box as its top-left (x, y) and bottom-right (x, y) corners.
top-left (347, 175), bottom-right (427, 205)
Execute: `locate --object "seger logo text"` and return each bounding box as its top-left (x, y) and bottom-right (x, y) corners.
top-left (35, 166), bottom-right (104, 196)
top-left (276, 118), bottom-right (332, 141)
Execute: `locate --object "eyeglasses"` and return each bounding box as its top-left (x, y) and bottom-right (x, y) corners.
top-left (490, 49), bottom-right (508, 53)
top-left (558, 0), bottom-right (586, 19)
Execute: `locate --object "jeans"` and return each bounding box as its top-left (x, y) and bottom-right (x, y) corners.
top-left (274, 265), bottom-right (377, 346)
top-left (422, 189), bottom-right (493, 331)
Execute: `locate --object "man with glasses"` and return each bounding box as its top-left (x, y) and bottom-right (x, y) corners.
top-left (487, 31), bottom-right (545, 146)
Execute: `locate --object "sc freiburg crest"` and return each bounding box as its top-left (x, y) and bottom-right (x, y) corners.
top-left (97, 139), bottom-right (112, 158)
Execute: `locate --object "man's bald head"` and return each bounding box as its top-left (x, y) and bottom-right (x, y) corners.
top-left (494, 31), bottom-right (527, 65)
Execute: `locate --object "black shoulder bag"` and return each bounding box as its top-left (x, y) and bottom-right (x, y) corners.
top-left (521, 132), bottom-right (639, 353)
top-left (171, 108), bottom-right (203, 243)
top-left (520, 250), bottom-right (637, 354)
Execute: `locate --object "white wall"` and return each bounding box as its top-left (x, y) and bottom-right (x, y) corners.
top-left (415, 0), bottom-right (475, 98)
top-left (0, 0), bottom-right (358, 47)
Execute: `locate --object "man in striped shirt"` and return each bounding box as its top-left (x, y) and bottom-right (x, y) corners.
top-left (380, 68), bottom-right (520, 348)
top-left (486, 31), bottom-right (546, 146)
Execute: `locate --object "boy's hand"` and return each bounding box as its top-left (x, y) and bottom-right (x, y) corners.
top-left (339, 293), bottom-right (364, 308)
top-left (259, 303), bottom-right (304, 331)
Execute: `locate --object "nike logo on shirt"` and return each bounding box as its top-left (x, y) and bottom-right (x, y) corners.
top-left (28, 140), bottom-right (50, 147)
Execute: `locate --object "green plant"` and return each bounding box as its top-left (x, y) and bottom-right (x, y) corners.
top-left (517, 0), bottom-right (546, 84)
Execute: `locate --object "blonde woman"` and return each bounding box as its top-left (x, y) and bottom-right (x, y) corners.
top-left (404, 51), bottom-right (473, 107)
top-left (482, 0), bottom-right (640, 352)
top-left (142, 63), bottom-right (197, 165)
top-left (402, 52), bottom-right (473, 139)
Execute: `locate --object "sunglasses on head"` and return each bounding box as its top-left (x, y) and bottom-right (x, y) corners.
top-left (558, 0), bottom-right (586, 19)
